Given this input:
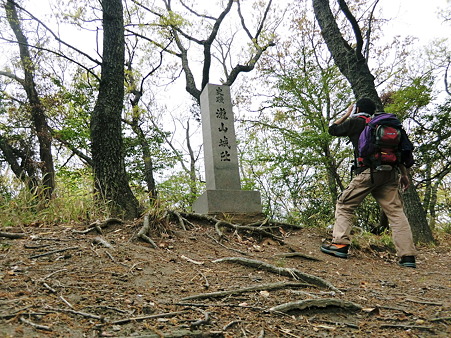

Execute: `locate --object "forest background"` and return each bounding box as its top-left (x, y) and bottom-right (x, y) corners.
top-left (0, 0), bottom-right (450, 243)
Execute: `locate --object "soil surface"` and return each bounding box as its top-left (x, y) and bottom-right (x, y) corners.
top-left (1, 214), bottom-right (450, 338)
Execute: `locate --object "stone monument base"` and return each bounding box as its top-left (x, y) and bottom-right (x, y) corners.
top-left (192, 190), bottom-right (262, 215)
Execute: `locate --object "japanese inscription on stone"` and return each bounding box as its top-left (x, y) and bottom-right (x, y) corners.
top-left (200, 84), bottom-right (240, 190)
top-left (192, 83), bottom-right (262, 214)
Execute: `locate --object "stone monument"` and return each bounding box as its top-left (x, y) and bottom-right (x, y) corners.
top-left (192, 84), bottom-right (262, 214)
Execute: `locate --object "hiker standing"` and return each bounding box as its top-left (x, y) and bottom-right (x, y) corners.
top-left (321, 98), bottom-right (417, 268)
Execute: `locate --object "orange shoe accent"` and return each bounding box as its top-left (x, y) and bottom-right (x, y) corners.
top-left (332, 244), bottom-right (348, 248)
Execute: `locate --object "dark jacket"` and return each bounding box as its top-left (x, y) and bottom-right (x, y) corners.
top-left (329, 116), bottom-right (367, 173)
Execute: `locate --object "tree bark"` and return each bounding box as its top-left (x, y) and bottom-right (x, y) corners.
top-left (312, 0), bottom-right (382, 110)
top-left (403, 177), bottom-right (434, 243)
top-left (5, 0), bottom-right (55, 199)
top-left (312, 0), bottom-right (433, 243)
top-left (90, 0), bottom-right (140, 219)
top-left (0, 135), bottom-right (39, 191)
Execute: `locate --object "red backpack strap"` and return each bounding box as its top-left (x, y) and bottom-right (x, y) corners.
top-left (357, 115), bottom-right (371, 124)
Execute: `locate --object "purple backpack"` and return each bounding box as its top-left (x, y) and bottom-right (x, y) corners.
top-left (357, 113), bottom-right (411, 167)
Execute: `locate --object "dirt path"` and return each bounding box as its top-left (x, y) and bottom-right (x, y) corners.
top-left (1, 218), bottom-right (450, 337)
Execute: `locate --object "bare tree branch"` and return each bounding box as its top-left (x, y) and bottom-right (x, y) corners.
top-left (337, 0), bottom-right (365, 60)
top-left (8, 0), bottom-right (102, 68)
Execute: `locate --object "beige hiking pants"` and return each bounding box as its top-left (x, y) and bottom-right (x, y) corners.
top-left (332, 168), bottom-right (416, 257)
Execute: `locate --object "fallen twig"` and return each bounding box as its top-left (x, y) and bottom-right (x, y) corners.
top-left (181, 255), bottom-right (204, 265)
top-left (173, 302), bottom-right (265, 310)
top-left (20, 316), bottom-right (52, 331)
top-left (30, 247), bottom-right (79, 259)
top-left (190, 308), bottom-right (210, 328)
top-left (269, 298), bottom-right (362, 313)
top-left (107, 311), bottom-right (188, 325)
top-left (428, 316), bottom-right (451, 322)
top-left (206, 233), bottom-right (249, 256)
top-left (181, 281), bottom-right (314, 301)
top-left (405, 298), bottom-right (443, 306)
top-left (0, 231), bottom-right (26, 239)
top-left (199, 271), bottom-right (210, 289)
top-left (40, 268), bottom-right (68, 281)
top-left (42, 282), bottom-right (57, 294)
top-left (223, 320), bottom-right (241, 330)
top-left (212, 257), bottom-right (341, 293)
top-left (46, 307), bottom-right (104, 321)
top-left (377, 305), bottom-right (412, 315)
top-left (105, 250), bottom-right (129, 268)
top-left (312, 318), bottom-right (359, 329)
top-left (274, 252), bottom-right (321, 261)
top-left (379, 324), bottom-right (434, 331)
top-left (59, 295), bottom-right (74, 309)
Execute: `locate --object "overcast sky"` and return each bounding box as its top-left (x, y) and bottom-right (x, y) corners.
top-left (379, 0), bottom-right (450, 44)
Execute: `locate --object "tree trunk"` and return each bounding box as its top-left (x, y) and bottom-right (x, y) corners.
top-left (91, 0), bottom-right (140, 219)
top-left (403, 178), bottom-right (434, 243)
top-left (129, 117), bottom-right (158, 200)
top-left (0, 135), bottom-right (39, 192)
top-left (5, 0), bottom-right (55, 199)
top-left (312, 0), bottom-right (382, 110)
top-left (312, 0), bottom-right (433, 243)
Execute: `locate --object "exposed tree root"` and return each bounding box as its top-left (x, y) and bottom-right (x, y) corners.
top-left (93, 236), bottom-right (113, 248)
top-left (137, 214), bottom-right (158, 248)
top-left (73, 218), bottom-right (123, 234)
top-left (269, 298), bottom-right (362, 313)
top-left (177, 212), bottom-right (302, 244)
top-left (169, 211), bottom-right (196, 230)
top-left (212, 257), bottom-right (341, 293)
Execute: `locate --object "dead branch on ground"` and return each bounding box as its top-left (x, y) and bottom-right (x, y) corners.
top-left (274, 252), bottom-right (321, 261)
top-left (190, 308), bottom-right (210, 328)
top-left (29, 246), bottom-right (79, 259)
top-left (269, 298), bottom-right (362, 313)
top-left (106, 310), bottom-right (188, 325)
top-left (20, 316), bottom-right (52, 331)
top-left (206, 233), bottom-right (249, 256)
top-left (0, 231), bottom-right (27, 239)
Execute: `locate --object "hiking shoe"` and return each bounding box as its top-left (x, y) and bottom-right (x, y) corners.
top-left (320, 243), bottom-right (349, 258)
top-left (398, 256), bottom-right (416, 268)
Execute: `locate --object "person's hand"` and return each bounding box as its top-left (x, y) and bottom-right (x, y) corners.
top-left (400, 175), bottom-right (410, 192)
top-left (334, 103), bottom-right (355, 124)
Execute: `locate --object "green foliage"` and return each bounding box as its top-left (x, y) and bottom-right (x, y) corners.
top-left (158, 10), bottom-right (189, 28)
top-left (351, 229), bottom-right (396, 253)
top-left (157, 171), bottom-right (205, 211)
top-left (384, 77), bottom-right (433, 120)
top-left (48, 71), bottom-right (97, 152)
top-left (239, 14), bottom-right (354, 225)
top-left (0, 168), bottom-right (109, 227)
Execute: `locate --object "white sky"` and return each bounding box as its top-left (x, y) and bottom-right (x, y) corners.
top-left (379, 0), bottom-right (450, 44)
